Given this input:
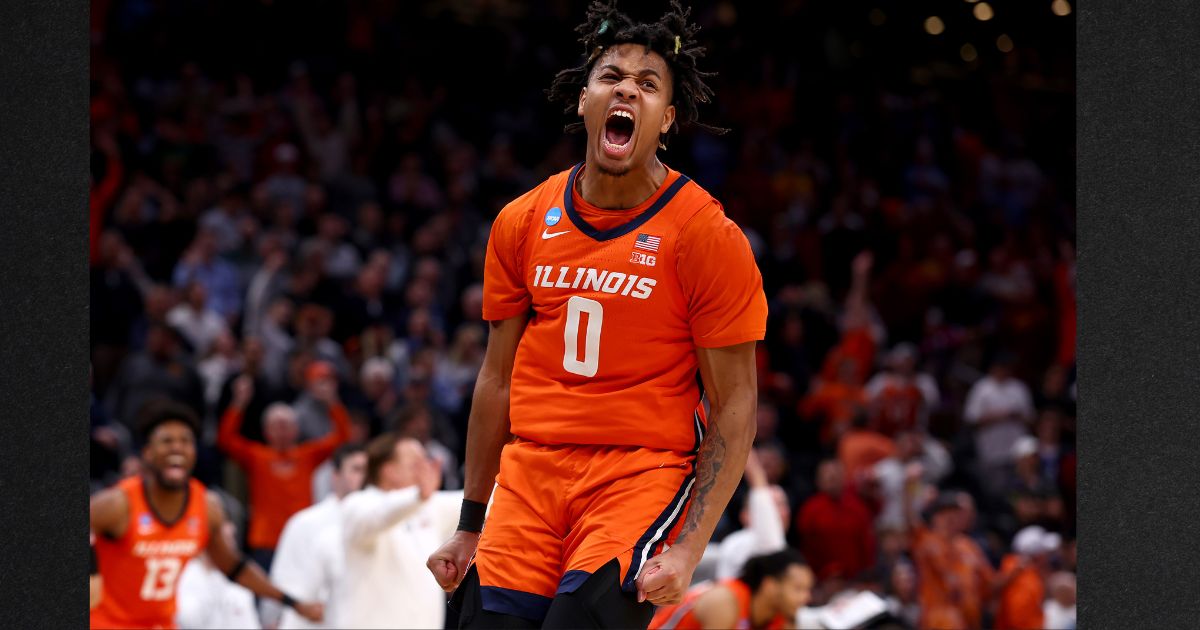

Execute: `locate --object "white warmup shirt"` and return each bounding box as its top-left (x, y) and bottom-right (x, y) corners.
top-left (268, 496), bottom-right (342, 629)
top-left (712, 485), bottom-right (788, 580)
top-left (175, 557), bottom-right (261, 629)
top-left (336, 487), bottom-right (463, 629)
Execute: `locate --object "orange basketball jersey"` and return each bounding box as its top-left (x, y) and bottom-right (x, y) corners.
top-left (483, 164), bottom-right (767, 452)
top-left (650, 578), bottom-right (788, 630)
top-left (91, 477), bottom-right (210, 630)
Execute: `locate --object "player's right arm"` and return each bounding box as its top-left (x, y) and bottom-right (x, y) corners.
top-left (88, 486), bottom-right (129, 610)
top-left (426, 314), bottom-right (527, 592)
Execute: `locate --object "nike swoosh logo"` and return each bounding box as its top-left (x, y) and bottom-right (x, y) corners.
top-left (542, 229), bottom-right (571, 240)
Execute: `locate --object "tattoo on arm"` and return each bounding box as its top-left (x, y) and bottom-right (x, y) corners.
top-left (678, 418), bottom-right (726, 541)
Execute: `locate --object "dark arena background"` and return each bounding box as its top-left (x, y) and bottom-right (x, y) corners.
top-left (89, 0), bottom-right (1075, 628)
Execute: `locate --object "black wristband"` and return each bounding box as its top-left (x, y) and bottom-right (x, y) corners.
top-left (457, 499), bottom-right (487, 533)
top-left (281, 593), bottom-right (298, 609)
top-left (90, 545), bottom-right (99, 576)
top-left (225, 556), bottom-right (249, 582)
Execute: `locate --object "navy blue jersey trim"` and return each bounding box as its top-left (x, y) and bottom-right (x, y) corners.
top-left (621, 473), bottom-right (696, 592)
top-left (563, 162), bottom-right (693, 242)
top-left (479, 586), bottom-right (553, 622)
top-left (556, 569), bottom-right (592, 595)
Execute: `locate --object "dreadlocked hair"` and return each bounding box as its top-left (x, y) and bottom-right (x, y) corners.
top-left (546, 0), bottom-right (728, 148)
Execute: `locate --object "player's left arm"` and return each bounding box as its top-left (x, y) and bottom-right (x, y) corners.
top-left (638, 340), bottom-right (758, 606)
top-left (203, 491), bottom-right (324, 623)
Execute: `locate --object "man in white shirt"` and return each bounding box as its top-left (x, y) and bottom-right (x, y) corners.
top-left (963, 353), bottom-right (1035, 494)
top-left (710, 449), bottom-right (789, 581)
top-left (337, 433), bottom-right (462, 629)
top-left (265, 442), bottom-right (367, 629)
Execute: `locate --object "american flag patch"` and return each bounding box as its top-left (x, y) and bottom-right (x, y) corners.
top-left (634, 233), bottom-right (662, 253)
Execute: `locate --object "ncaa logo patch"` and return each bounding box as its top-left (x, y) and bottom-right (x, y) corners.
top-left (545, 207), bottom-right (563, 226)
top-left (138, 514), bottom-right (154, 534)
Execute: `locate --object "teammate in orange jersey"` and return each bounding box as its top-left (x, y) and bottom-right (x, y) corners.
top-left (427, 2), bottom-right (767, 628)
top-left (649, 550), bottom-right (814, 630)
top-left (89, 400), bottom-right (323, 629)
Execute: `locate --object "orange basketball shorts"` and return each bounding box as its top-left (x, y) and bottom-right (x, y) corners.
top-left (473, 437), bottom-right (697, 622)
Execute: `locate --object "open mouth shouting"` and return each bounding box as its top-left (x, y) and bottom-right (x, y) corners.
top-left (162, 453), bottom-right (190, 483)
top-left (602, 105), bottom-right (637, 159)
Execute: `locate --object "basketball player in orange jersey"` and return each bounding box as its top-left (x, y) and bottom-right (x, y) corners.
top-left (427, 2), bottom-right (767, 627)
top-left (649, 550), bottom-right (814, 630)
top-left (90, 401), bottom-right (323, 629)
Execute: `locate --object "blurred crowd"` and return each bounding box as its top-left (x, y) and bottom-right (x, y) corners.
top-left (89, 1), bottom-right (1075, 628)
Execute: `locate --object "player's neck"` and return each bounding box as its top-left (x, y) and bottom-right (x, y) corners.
top-left (143, 475), bottom-right (189, 521)
top-left (748, 591), bottom-right (776, 628)
top-left (577, 157), bottom-right (667, 210)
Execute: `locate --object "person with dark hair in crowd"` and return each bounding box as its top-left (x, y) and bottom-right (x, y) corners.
top-left (217, 374), bottom-right (350, 571)
top-left (906, 481), bottom-right (994, 630)
top-left (105, 323), bottom-right (205, 435)
top-left (795, 459), bottom-right (876, 584)
top-left (648, 549), bottom-right (813, 630)
top-left (427, 2), bottom-right (768, 628)
top-left (337, 434), bottom-right (461, 628)
top-left (90, 400), bottom-right (323, 628)
top-left (266, 442), bottom-right (367, 629)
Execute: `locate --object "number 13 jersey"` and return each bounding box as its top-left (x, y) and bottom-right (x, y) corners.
top-left (483, 163), bottom-right (768, 452)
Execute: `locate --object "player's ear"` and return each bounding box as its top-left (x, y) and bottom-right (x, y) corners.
top-left (660, 104), bottom-right (676, 134)
top-left (578, 87), bottom-right (587, 117)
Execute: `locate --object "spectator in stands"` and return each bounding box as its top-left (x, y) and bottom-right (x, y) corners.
top-left (711, 449), bottom-right (790, 580)
top-left (267, 442), bottom-right (366, 630)
top-left (964, 352), bottom-right (1036, 495)
top-left (996, 525), bottom-right (1061, 630)
top-left (105, 323), bottom-right (205, 430)
top-left (882, 561), bottom-right (920, 629)
top-left (864, 342), bottom-right (941, 437)
top-left (912, 492), bottom-right (979, 628)
top-left (796, 459), bottom-right (876, 583)
top-left (1008, 435), bottom-right (1066, 530)
top-left (336, 434), bottom-right (461, 628)
top-left (172, 228), bottom-right (242, 321)
top-left (293, 360), bottom-right (342, 442)
top-left (218, 374), bottom-right (350, 570)
top-left (871, 433), bottom-right (953, 531)
top-left (215, 336), bottom-right (279, 443)
top-left (1044, 571), bottom-right (1077, 630)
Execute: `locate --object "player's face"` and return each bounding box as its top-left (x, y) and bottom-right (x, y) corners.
top-left (773, 564), bottom-right (814, 617)
top-left (143, 420), bottom-right (196, 490)
top-left (577, 44), bottom-right (676, 177)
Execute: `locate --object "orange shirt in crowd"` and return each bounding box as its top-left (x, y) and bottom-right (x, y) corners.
top-left (217, 404), bottom-right (350, 549)
top-left (839, 428), bottom-right (897, 488)
top-left (995, 554), bottom-right (1045, 630)
top-left (954, 534), bottom-right (995, 630)
top-left (800, 381), bottom-right (866, 445)
top-left (819, 327), bottom-right (877, 385)
top-left (911, 525), bottom-right (993, 630)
